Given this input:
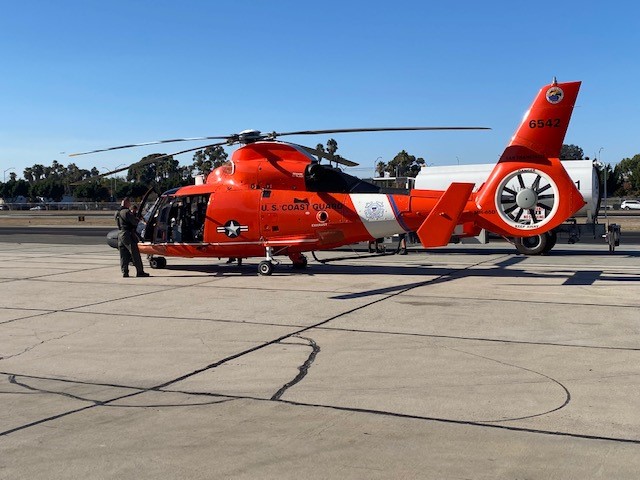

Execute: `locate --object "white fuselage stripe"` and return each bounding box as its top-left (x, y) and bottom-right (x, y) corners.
top-left (349, 194), bottom-right (402, 239)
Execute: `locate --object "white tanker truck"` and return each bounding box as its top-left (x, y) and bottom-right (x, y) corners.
top-left (413, 159), bottom-right (620, 254)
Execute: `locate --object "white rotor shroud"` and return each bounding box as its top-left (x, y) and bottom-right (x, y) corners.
top-left (494, 168), bottom-right (560, 230)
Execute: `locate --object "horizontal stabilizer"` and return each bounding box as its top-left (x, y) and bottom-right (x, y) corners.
top-left (416, 183), bottom-right (474, 247)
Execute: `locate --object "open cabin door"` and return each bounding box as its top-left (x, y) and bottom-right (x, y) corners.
top-left (142, 191), bottom-right (210, 244)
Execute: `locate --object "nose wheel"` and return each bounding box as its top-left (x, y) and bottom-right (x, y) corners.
top-left (258, 260), bottom-right (274, 276)
top-left (257, 248), bottom-right (308, 276)
top-left (258, 247), bottom-right (278, 276)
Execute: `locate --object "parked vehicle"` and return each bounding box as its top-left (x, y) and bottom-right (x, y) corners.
top-left (621, 200), bottom-right (640, 210)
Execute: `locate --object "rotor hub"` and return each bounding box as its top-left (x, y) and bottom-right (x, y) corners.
top-left (237, 129), bottom-right (263, 144)
top-left (515, 188), bottom-right (537, 209)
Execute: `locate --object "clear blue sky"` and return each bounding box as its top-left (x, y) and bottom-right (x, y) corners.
top-left (1, 0), bottom-right (638, 180)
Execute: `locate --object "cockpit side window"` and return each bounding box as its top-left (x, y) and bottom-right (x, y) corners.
top-left (221, 161), bottom-right (234, 175)
top-left (304, 163), bottom-right (380, 193)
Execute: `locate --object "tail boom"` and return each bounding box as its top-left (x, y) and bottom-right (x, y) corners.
top-left (474, 80), bottom-right (585, 237)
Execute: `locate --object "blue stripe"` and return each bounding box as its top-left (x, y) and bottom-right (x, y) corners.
top-left (387, 195), bottom-right (411, 232)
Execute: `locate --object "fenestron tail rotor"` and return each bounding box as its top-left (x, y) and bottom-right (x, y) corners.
top-left (496, 169), bottom-right (558, 228)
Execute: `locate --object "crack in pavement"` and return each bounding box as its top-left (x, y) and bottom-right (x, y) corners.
top-left (271, 335), bottom-right (320, 401)
top-left (0, 253), bottom-right (609, 444)
top-left (0, 256), bottom-right (500, 436)
top-left (0, 325), bottom-right (92, 361)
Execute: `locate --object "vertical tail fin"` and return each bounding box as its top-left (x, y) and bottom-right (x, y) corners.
top-left (474, 80), bottom-right (585, 236)
top-left (506, 79), bottom-right (581, 160)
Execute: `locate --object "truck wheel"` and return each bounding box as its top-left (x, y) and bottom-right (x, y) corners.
top-left (514, 233), bottom-right (549, 255)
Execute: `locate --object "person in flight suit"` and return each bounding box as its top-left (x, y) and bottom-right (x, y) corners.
top-left (115, 198), bottom-right (149, 278)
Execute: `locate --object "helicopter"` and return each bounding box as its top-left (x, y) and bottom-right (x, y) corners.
top-left (72, 79), bottom-right (585, 275)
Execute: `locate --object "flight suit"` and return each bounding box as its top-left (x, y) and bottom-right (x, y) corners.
top-left (115, 207), bottom-right (147, 277)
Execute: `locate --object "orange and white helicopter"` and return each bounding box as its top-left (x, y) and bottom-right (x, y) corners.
top-left (74, 79), bottom-right (585, 275)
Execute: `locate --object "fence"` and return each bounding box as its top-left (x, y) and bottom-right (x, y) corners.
top-left (0, 202), bottom-right (120, 211)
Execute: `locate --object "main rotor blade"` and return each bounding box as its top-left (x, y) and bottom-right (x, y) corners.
top-left (149, 141), bottom-right (230, 162)
top-left (295, 144), bottom-right (359, 167)
top-left (69, 135), bottom-right (231, 157)
top-left (274, 126), bottom-right (491, 137)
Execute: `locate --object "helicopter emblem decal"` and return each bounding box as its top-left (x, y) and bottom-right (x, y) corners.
top-left (546, 86), bottom-right (564, 104)
top-left (364, 201), bottom-right (385, 220)
top-left (217, 220), bottom-right (249, 238)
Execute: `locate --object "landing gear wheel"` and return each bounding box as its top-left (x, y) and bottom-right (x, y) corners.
top-left (149, 256), bottom-right (167, 269)
top-left (541, 230), bottom-right (557, 254)
top-left (258, 260), bottom-right (274, 276)
top-left (607, 224), bottom-right (621, 253)
top-left (514, 233), bottom-right (549, 255)
top-left (290, 254), bottom-right (308, 270)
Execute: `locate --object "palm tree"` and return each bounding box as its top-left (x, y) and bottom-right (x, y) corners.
top-left (23, 167), bottom-right (34, 184)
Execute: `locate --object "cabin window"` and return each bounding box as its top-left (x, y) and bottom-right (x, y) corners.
top-left (147, 193), bottom-right (210, 243)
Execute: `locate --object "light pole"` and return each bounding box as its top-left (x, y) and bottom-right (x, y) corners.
top-left (101, 165), bottom-right (126, 202)
top-left (598, 147), bottom-right (606, 219)
top-left (112, 164), bottom-right (125, 201)
top-left (3, 167), bottom-right (14, 183)
top-left (374, 157), bottom-right (382, 177)
top-left (99, 167), bottom-right (112, 202)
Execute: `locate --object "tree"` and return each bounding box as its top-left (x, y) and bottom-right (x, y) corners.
top-left (50, 160), bottom-right (64, 177)
top-left (128, 154), bottom-right (162, 184)
top-left (64, 163), bottom-right (92, 190)
top-left (595, 163), bottom-right (620, 199)
top-left (192, 145), bottom-right (228, 176)
top-left (326, 138), bottom-right (338, 156)
top-left (73, 181), bottom-right (110, 201)
top-left (560, 144), bottom-right (584, 160)
top-left (10, 179), bottom-right (30, 200)
top-left (31, 164), bottom-right (45, 182)
top-left (384, 150), bottom-right (425, 177)
top-left (23, 167), bottom-right (34, 184)
top-left (614, 154), bottom-right (640, 196)
top-left (31, 177), bottom-right (66, 202)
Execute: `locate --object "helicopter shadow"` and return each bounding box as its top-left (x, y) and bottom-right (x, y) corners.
top-left (162, 252), bottom-right (640, 296)
top-left (323, 260), bottom-right (640, 300)
top-left (405, 246), bottom-right (640, 258)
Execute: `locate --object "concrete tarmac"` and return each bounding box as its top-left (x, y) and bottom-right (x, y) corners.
top-left (1, 241), bottom-right (640, 479)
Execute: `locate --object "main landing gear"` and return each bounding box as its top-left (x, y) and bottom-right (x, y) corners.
top-left (148, 255), bottom-right (167, 269)
top-left (257, 248), bottom-right (308, 275)
top-left (513, 231), bottom-right (557, 255)
top-left (146, 251), bottom-right (310, 275)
